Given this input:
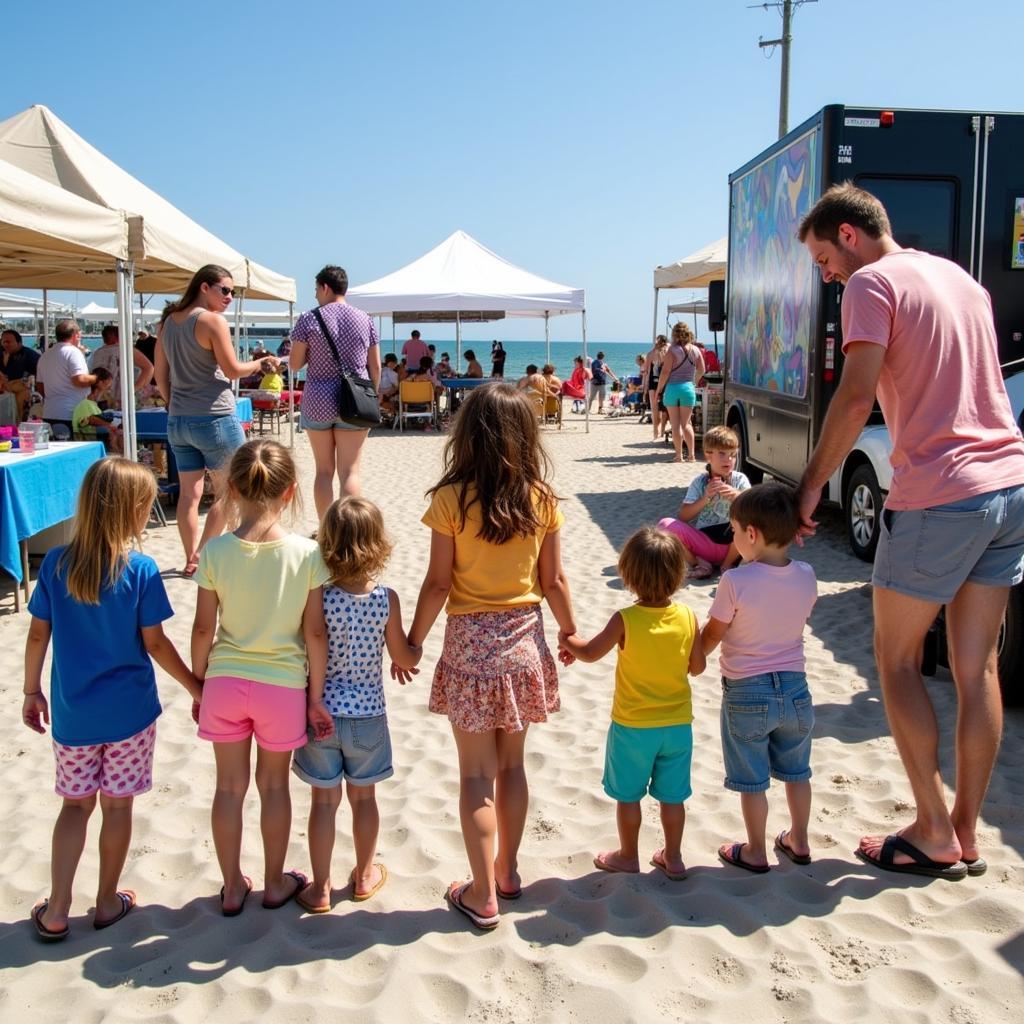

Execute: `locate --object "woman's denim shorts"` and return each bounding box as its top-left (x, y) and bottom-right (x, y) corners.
top-left (720, 671), bottom-right (814, 793)
top-left (299, 407), bottom-right (368, 433)
top-left (167, 414), bottom-right (245, 472)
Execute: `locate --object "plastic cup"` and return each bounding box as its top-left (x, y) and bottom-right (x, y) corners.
top-left (18, 427), bottom-right (35, 454)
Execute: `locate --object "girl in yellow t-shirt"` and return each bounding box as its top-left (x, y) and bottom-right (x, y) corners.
top-left (559, 527), bottom-right (706, 881)
top-left (408, 384), bottom-right (578, 930)
top-left (192, 439), bottom-right (332, 915)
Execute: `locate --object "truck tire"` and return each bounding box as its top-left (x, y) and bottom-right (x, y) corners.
top-left (845, 463), bottom-right (881, 562)
top-left (998, 585), bottom-right (1024, 706)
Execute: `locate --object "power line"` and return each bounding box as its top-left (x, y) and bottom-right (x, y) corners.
top-left (749, 0), bottom-right (819, 139)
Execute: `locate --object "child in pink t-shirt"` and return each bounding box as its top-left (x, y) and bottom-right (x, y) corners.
top-left (701, 483), bottom-right (817, 873)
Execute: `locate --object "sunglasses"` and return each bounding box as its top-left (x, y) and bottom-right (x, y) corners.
top-left (211, 285), bottom-right (235, 297)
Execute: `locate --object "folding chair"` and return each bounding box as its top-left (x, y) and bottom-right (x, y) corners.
top-left (397, 380), bottom-right (438, 431)
top-left (543, 394), bottom-right (562, 429)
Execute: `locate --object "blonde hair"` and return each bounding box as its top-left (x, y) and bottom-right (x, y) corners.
top-left (318, 496), bottom-right (393, 585)
top-left (59, 458), bottom-right (156, 604)
top-left (618, 526), bottom-right (686, 605)
top-left (702, 425), bottom-right (739, 452)
top-left (226, 439), bottom-right (298, 515)
top-left (671, 322), bottom-right (695, 346)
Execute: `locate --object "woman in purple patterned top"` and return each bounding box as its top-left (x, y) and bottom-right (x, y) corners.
top-left (290, 266), bottom-right (381, 520)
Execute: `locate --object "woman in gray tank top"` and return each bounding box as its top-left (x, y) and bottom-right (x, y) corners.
top-left (654, 322), bottom-right (705, 463)
top-left (154, 264), bottom-right (280, 577)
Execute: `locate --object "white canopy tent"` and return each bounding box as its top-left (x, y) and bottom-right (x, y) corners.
top-left (0, 104), bottom-right (296, 452)
top-left (347, 229), bottom-right (589, 427)
top-left (652, 236), bottom-right (726, 345)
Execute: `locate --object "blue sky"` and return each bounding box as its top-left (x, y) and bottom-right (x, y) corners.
top-left (3, 0), bottom-right (1019, 342)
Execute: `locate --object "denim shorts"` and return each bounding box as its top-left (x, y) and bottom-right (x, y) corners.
top-left (720, 671), bottom-right (813, 793)
top-left (292, 714), bottom-right (393, 787)
top-left (873, 485), bottom-right (1024, 603)
top-left (299, 407), bottom-right (368, 433)
top-left (167, 413), bottom-right (245, 473)
top-left (602, 721), bottom-right (693, 804)
top-left (662, 382), bottom-right (696, 408)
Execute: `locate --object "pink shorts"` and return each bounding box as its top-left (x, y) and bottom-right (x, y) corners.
top-left (659, 518), bottom-right (731, 564)
top-left (53, 722), bottom-right (157, 800)
top-left (198, 676), bottom-right (308, 751)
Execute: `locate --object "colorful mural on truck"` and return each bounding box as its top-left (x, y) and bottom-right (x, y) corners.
top-left (727, 129), bottom-right (818, 398)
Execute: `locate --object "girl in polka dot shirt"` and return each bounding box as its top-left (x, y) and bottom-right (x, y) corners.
top-left (292, 497), bottom-right (421, 912)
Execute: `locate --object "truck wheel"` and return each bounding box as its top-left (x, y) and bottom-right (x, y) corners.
top-left (845, 464), bottom-right (881, 562)
top-left (998, 585), bottom-right (1024, 706)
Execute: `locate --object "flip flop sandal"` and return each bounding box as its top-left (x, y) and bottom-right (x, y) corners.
top-left (775, 831), bottom-right (812, 866)
top-left (262, 870), bottom-right (308, 909)
top-left (496, 884), bottom-right (522, 900)
top-left (32, 900), bottom-right (69, 943)
top-left (854, 835), bottom-right (968, 881)
top-left (593, 852), bottom-right (639, 874)
top-left (296, 889), bottom-right (333, 915)
top-left (649, 849), bottom-right (687, 881)
top-left (963, 857), bottom-right (988, 877)
top-left (351, 864), bottom-right (388, 902)
top-left (220, 876), bottom-right (253, 917)
top-left (446, 881), bottom-right (499, 930)
top-left (93, 890), bottom-right (136, 930)
top-left (718, 843), bottom-right (771, 874)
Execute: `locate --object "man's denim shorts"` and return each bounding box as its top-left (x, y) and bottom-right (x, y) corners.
top-left (167, 414), bottom-right (245, 473)
top-left (720, 671), bottom-right (814, 793)
top-left (602, 721), bottom-right (693, 804)
top-left (873, 485), bottom-right (1024, 603)
top-left (292, 714), bottom-right (393, 788)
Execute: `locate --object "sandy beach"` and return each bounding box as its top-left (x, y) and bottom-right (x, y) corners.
top-left (1, 411), bottom-right (1022, 1024)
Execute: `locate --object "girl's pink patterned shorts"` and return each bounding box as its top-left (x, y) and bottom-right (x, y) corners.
top-left (52, 721), bottom-right (157, 799)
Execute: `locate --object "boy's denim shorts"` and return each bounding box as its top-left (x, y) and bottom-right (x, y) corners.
top-left (292, 714), bottom-right (393, 788)
top-left (873, 485), bottom-right (1024, 603)
top-left (602, 721), bottom-right (693, 804)
top-left (720, 671), bottom-right (813, 793)
top-left (167, 413), bottom-right (245, 473)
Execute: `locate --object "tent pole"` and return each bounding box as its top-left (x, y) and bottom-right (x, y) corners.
top-left (582, 309), bottom-right (589, 435)
top-left (651, 286), bottom-right (658, 344)
top-left (544, 312), bottom-right (550, 366)
top-left (456, 312), bottom-right (462, 366)
top-left (233, 293), bottom-right (243, 396)
top-left (42, 289), bottom-right (49, 350)
top-left (115, 259), bottom-right (138, 461)
top-left (287, 300), bottom-right (295, 448)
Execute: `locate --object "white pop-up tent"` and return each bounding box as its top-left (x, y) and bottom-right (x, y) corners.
top-left (0, 104), bottom-right (297, 452)
top-left (652, 236), bottom-right (726, 344)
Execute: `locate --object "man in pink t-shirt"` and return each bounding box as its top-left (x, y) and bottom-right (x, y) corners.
top-left (401, 331), bottom-right (430, 377)
top-left (796, 183), bottom-right (1024, 881)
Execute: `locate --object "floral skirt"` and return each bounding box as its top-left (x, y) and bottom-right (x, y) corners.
top-left (429, 605), bottom-right (560, 733)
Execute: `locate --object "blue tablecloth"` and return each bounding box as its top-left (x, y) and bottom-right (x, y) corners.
top-left (135, 398), bottom-right (254, 441)
top-left (0, 442), bottom-right (105, 583)
top-left (439, 378), bottom-right (493, 391)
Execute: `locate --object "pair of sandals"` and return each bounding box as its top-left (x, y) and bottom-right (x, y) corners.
top-left (687, 559), bottom-right (716, 581)
top-left (32, 890), bottom-right (135, 942)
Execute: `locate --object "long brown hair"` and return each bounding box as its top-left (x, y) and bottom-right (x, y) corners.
top-left (428, 384), bottom-right (557, 544)
top-left (162, 264), bottom-right (233, 322)
top-left (59, 458), bottom-right (156, 604)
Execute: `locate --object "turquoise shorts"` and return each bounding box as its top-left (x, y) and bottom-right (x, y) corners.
top-left (602, 721), bottom-right (693, 804)
top-left (662, 382), bottom-right (696, 408)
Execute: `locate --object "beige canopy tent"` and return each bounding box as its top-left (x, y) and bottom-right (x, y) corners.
top-left (652, 236), bottom-right (727, 344)
top-left (0, 104), bottom-right (296, 452)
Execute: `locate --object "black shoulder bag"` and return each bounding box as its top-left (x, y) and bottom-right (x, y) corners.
top-left (312, 307), bottom-right (381, 428)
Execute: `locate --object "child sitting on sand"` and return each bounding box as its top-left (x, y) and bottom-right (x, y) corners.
top-left (700, 483), bottom-right (817, 873)
top-left (292, 497), bottom-right (421, 912)
top-left (23, 459), bottom-right (200, 941)
top-left (559, 526), bottom-right (705, 881)
top-left (659, 425), bottom-right (750, 579)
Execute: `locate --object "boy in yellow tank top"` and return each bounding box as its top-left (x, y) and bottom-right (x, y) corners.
top-left (559, 527), bottom-right (705, 879)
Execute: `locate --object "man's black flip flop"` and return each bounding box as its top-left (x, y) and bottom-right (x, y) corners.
top-left (855, 835), bottom-right (968, 881)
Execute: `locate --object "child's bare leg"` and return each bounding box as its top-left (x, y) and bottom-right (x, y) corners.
top-left (301, 784), bottom-right (342, 909)
top-left (255, 747), bottom-right (299, 905)
top-left (783, 781), bottom-right (812, 856)
top-left (211, 738), bottom-right (251, 911)
top-left (596, 801), bottom-right (642, 871)
top-left (720, 542), bottom-right (741, 570)
top-left (494, 727), bottom-right (529, 895)
top-left (658, 802), bottom-right (687, 872)
top-left (347, 783), bottom-right (384, 896)
top-left (452, 726), bottom-right (500, 919)
top-left (95, 794), bottom-right (133, 923)
top-left (719, 791), bottom-right (770, 867)
top-left (40, 795), bottom-right (96, 931)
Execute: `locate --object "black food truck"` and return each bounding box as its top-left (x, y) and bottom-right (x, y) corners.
top-left (710, 104), bottom-right (1024, 698)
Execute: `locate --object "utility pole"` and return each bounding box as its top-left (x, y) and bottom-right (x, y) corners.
top-left (752, 0), bottom-right (818, 139)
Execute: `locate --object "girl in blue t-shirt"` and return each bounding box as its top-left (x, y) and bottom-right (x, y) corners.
top-left (23, 458), bottom-right (201, 942)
